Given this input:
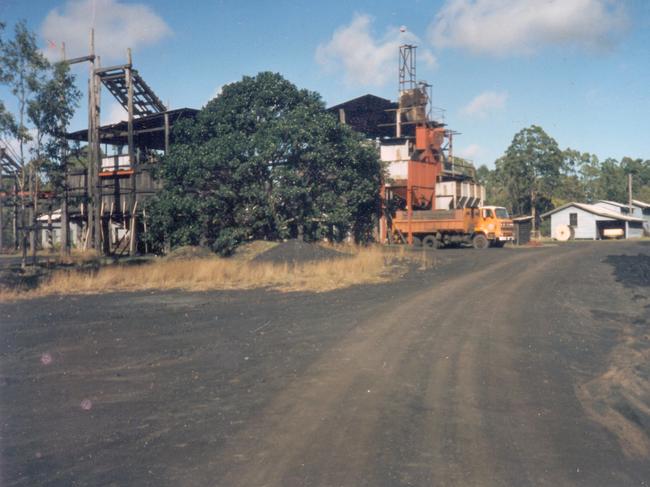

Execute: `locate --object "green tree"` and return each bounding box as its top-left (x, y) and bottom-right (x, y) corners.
top-left (476, 163), bottom-right (509, 208)
top-left (146, 72), bottom-right (382, 254)
top-left (596, 158), bottom-right (626, 202)
top-left (621, 157), bottom-right (650, 202)
top-left (497, 125), bottom-right (563, 230)
top-left (0, 20), bottom-right (49, 265)
top-left (29, 61), bottom-right (81, 188)
top-left (0, 23), bottom-right (16, 136)
top-left (28, 61), bottom-right (81, 255)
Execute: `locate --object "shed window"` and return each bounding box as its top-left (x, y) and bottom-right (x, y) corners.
top-left (569, 213), bottom-right (578, 226)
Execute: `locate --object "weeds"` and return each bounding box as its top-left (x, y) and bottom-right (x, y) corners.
top-left (0, 245), bottom-right (435, 301)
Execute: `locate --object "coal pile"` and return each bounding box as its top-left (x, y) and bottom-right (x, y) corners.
top-left (252, 240), bottom-right (347, 264)
top-left (605, 253), bottom-right (650, 288)
top-left (165, 245), bottom-right (215, 261)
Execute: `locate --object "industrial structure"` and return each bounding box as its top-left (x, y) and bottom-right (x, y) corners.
top-left (0, 31), bottom-right (197, 260)
top-left (331, 44), bottom-right (512, 248)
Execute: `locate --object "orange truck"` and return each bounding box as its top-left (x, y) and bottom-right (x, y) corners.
top-left (390, 205), bottom-right (514, 249)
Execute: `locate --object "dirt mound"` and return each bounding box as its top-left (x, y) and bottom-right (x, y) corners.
top-left (165, 245), bottom-right (215, 261)
top-left (252, 240), bottom-right (347, 264)
top-left (605, 253), bottom-right (650, 288)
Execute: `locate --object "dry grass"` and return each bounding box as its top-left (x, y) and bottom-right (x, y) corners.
top-left (0, 246), bottom-right (434, 301)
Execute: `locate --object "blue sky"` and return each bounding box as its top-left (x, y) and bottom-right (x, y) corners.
top-left (1, 0), bottom-right (649, 168)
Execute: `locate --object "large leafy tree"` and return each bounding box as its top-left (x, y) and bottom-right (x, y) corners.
top-left (497, 125), bottom-right (563, 229)
top-left (146, 72), bottom-right (382, 254)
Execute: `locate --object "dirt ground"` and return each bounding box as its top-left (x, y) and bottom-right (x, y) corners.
top-left (1, 241), bottom-right (649, 486)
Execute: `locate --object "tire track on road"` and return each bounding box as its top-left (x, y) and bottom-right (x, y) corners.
top-left (209, 248), bottom-right (581, 487)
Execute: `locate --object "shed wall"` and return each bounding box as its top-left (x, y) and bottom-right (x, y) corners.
top-left (550, 207), bottom-right (605, 240)
top-left (627, 222), bottom-right (644, 239)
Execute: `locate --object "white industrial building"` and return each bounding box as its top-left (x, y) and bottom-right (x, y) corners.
top-left (37, 209), bottom-right (84, 248)
top-left (542, 202), bottom-right (647, 240)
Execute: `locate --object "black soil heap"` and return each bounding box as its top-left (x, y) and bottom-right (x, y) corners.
top-left (253, 240), bottom-right (346, 265)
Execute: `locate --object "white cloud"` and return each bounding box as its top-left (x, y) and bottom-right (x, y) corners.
top-left (461, 90), bottom-right (507, 118)
top-left (429, 0), bottom-right (627, 56)
top-left (316, 15), bottom-right (436, 87)
top-left (210, 80), bottom-right (237, 103)
top-left (457, 143), bottom-right (482, 160)
top-left (104, 102), bottom-right (127, 124)
top-left (41, 0), bottom-right (172, 62)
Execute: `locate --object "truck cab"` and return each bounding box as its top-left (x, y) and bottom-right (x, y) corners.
top-left (475, 206), bottom-right (514, 247)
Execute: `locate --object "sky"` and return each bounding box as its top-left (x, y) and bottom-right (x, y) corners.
top-left (1, 0), bottom-right (649, 168)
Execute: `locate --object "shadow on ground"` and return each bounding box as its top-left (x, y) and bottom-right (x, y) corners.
top-left (604, 253), bottom-right (650, 288)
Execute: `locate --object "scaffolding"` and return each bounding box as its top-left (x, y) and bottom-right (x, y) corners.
top-left (0, 29), bottom-right (197, 260)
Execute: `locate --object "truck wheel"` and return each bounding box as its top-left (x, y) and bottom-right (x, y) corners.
top-left (492, 241), bottom-right (505, 248)
top-left (422, 235), bottom-right (440, 249)
top-left (472, 234), bottom-right (489, 250)
top-left (411, 236), bottom-right (422, 247)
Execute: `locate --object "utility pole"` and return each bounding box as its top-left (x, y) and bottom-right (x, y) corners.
top-left (628, 173), bottom-right (633, 214)
top-left (60, 42), bottom-right (70, 257)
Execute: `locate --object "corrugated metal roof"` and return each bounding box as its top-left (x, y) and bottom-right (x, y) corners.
top-left (632, 199), bottom-right (650, 209)
top-left (541, 202), bottom-right (645, 222)
top-left (597, 199), bottom-right (629, 208)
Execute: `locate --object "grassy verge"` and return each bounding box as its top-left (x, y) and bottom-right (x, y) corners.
top-left (0, 246), bottom-right (435, 301)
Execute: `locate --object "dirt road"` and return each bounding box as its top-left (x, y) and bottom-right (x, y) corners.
top-left (1, 242), bottom-right (649, 486)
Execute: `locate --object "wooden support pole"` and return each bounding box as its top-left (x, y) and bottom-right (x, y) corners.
top-left (164, 112), bottom-right (170, 154)
top-left (31, 171), bottom-right (38, 266)
top-left (628, 173), bottom-right (633, 214)
top-left (28, 164), bottom-right (35, 265)
top-left (87, 28), bottom-right (95, 251)
top-left (126, 49), bottom-right (134, 168)
top-left (142, 207), bottom-right (148, 254)
top-left (47, 202), bottom-right (53, 252)
top-left (12, 177), bottom-right (18, 250)
top-left (406, 160), bottom-right (413, 245)
top-left (61, 42), bottom-right (70, 257)
top-left (126, 48), bottom-right (137, 256)
top-left (0, 167), bottom-right (3, 253)
top-left (395, 108), bottom-right (401, 138)
top-left (93, 54), bottom-right (102, 253)
top-left (129, 200), bottom-right (138, 256)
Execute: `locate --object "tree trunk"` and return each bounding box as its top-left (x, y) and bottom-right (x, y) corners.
top-left (31, 167), bottom-right (38, 266)
top-left (531, 191), bottom-right (537, 234)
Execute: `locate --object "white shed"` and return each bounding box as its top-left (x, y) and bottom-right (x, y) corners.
top-left (542, 202), bottom-right (646, 240)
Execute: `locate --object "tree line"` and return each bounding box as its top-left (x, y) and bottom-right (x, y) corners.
top-left (476, 125), bottom-right (650, 227)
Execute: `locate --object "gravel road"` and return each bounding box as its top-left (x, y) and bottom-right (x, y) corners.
top-left (1, 241), bottom-right (649, 486)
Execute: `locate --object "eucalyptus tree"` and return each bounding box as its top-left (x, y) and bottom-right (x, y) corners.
top-left (29, 61), bottom-right (81, 255)
top-left (0, 21), bottom-right (49, 265)
top-left (497, 125), bottom-right (563, 230)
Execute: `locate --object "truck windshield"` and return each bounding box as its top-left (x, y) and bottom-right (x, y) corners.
top-left (495, 208), bottom-right (509, 219)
